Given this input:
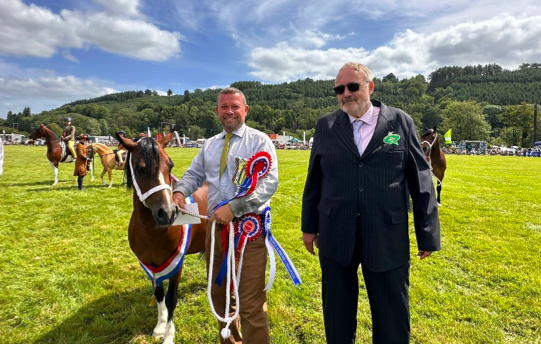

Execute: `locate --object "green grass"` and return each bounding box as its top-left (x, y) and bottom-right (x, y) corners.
top-left (1, 146), bottom-right (540, 344)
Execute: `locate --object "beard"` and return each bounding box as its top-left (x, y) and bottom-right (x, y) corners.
top-left (340, 97), bottom-right (370, 118)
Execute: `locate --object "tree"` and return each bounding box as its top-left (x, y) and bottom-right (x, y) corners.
top-left (382, 73), bottom-right (398, 83)
top-left (167, 89), bottom-right (173, 97)
top-left (441, 101), bottom-right (491, 141)
top-left (499, 103), bottom-right (534, 147)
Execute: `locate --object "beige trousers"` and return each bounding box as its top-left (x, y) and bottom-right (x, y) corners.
top-left (205, 221), bottom-right (270, 344)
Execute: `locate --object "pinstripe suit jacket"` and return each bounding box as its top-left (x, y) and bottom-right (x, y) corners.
top-left (301, 100), bottom-right (440, 271)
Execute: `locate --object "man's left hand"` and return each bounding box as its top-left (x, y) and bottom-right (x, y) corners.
top-left (210, 204), bottom-right (234, 224)
top-left (417, 251), bottom-right (433, 260)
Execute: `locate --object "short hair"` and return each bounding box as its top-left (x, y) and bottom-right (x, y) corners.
top-left (338, 62), bottom-right (374, 82)
top-left (217, 87), bottom-right (247, 106)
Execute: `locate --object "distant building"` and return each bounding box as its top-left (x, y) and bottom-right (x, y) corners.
top-left (268, 134), bottom-right (293, 145)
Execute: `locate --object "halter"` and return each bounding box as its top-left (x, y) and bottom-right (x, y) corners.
top-left (129, 155), bottom-right (173, 208)
top-left (421, 134), bottom-right (443, 187)
top-left (421, 134), bottom-right (436, 163)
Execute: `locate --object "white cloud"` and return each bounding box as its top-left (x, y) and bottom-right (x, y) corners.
top-left (92, 0), bottom-right (140, 18)
top-left (0, 60), bottom-right (118, 116)
top-left (248, 13), bottom-right (541, 82)
top-left (0, 0), bottom-right (181, 61)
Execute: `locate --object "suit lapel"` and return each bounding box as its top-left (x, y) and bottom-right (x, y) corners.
top-left (361, 104), bottom-right (395, 159)
top-left (333, 110), bottom-right (361, 159)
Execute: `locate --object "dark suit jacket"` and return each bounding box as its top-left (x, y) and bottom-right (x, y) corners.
top-left (302, 100), bottom-right (440, 272)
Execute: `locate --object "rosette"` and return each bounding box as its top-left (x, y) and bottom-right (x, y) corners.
top-left (245, 151), bottom-right (272, 179)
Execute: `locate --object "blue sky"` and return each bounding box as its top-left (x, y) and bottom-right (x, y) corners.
top-left (1, 0), bottom-right (541, 118)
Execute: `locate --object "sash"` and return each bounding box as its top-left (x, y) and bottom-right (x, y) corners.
top-left (138, 195), bottom-right (194, 286)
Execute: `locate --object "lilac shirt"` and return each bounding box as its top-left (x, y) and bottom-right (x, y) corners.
top-left (348, 105), bottom-right (381, 155)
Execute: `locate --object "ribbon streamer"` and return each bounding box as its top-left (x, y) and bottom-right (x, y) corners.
top-left (262, 207), bottom-right (302, 290)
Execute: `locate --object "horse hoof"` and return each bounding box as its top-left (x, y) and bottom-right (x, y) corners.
top-left (437, 202), bottom-right (441, 207)
top-left (152, 332), bottom-right (164, 339)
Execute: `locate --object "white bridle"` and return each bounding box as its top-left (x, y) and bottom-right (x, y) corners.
top-left (129, 155), bottom-right (172, 208)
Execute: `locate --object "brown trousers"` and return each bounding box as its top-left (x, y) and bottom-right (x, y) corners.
top-left (205, 221), bottom-right (269, 344)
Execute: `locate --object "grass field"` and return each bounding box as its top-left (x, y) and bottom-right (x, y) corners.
top-left (1, 145), bottom-right (540, 344)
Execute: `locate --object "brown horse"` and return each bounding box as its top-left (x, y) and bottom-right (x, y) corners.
top-left (421, 127), bottom-right (447, 205)
top-left (117, 130), bottom-right (208, 344)
top-left (29, 123), bottom-right (82, 185)
top-left (86, 143), bottom-right (125, 187)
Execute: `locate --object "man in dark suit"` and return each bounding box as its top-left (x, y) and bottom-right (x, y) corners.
top-left (301, 62), bottom-right (440, 344)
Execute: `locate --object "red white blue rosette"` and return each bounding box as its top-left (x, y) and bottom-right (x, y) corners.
top-left (211, 151), bottom-right (273, 214)
top-left (245, 151), bottom-right (271, 179)
top-left (235, 213), bottom-right (263, 243)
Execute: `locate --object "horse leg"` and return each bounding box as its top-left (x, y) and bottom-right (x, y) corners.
top-left (100, 168), bottom-right (107, 186)
top-left (437, 183), bottom-right (442, 206)
top-left (50, 161), bottom-right (58, 186)
top-left (108, 168), bottom-right (113, 188)
top-left (152, 284), bottom-right (168, 338)
top-left (89, 161), bottom-right (94, 182)
top-left (163, 270), bottom-right (181, 344)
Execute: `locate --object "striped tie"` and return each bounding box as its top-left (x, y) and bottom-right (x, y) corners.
top-left (219, 133), bottom-right (234, 180)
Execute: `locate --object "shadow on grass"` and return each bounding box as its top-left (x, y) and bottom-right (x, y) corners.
top-left (34, 280), bottom-right (207, 344)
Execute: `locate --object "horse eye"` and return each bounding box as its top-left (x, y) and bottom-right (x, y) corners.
top-left (135, 165), bottom-right (146, 174)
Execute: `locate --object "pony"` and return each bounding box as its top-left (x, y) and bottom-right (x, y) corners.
top-left (86, 143), bottom-right (125, 187)
top-left (420, 127), bottom-right (447, 205)
top-left (29, 123), bottom-right (88, 186)
top-left (117, 130), bottom-right (208, 344)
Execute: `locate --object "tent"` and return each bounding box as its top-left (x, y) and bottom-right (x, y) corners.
top-left (534, 141), bottom-right (541, 147)
top-left (288, 137), bottom-right (301, 143)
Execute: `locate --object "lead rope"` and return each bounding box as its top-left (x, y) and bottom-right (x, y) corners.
top-left (178, 208), bottom-right (242, 339)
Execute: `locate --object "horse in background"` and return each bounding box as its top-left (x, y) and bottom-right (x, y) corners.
top-left (421, 127), bottom-right (447, 205)
top-left (86, 143), bottom-right (125, 187)
top-left (29, 123), bottom-right (85, 186)
top-left (118, 130), bottom-right (208, 344)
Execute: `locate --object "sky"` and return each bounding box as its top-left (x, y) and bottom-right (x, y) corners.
top-left (1, 0), bottom-right (541, 119)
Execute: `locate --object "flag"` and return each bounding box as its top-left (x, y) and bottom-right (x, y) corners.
top-left (444, 129), bottom-right (452, 144)
top-left (147, 127), bottom-right (151, 137)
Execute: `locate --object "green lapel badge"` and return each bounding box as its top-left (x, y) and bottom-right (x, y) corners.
top-left (383, 132), bottom-right (400, 145)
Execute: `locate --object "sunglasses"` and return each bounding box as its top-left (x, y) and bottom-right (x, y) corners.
top-left (333, 81), bottom-right (370, 95)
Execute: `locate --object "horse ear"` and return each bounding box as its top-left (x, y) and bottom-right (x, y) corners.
top-left (116, 132), bottom-right (137, 151)
top-left (159, 129), bottom-right (174, 148)
top-left (433, 126), bottom-right (437, 132)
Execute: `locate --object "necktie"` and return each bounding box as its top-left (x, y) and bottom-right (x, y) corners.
top-left (219, 133), bottom-right (234, 180)
top-left (352, 120), bottom-right (363, 156)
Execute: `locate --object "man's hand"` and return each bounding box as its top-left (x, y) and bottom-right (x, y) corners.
top-left (172, 192), bottom-right (186, 212)
top-left (210, 204), bottom-right (234, 224)
top-left (417, 250), bottom-right (433, 260)
top-left (303, 233), bottom-right (319, 255)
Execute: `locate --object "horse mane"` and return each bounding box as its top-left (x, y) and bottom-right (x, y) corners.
top-left (41, 125), bottom-right (60, 138)
top-left (124, 137), bottom-right (161, 190)
top-left (90, 143), bottom-right (113, 153)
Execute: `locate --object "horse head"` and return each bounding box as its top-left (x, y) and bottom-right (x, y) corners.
top-left (420, 128), bottom-right (437, 158)
top-left (29, 123), bottom-right (48, 140)
top-left (117, 130), bottom-right (178, 227)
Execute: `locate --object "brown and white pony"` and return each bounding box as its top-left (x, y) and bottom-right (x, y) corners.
top-left (117, 130), bottom-right (207, 344)
top-left (29, 123), bottom-right (84, 185)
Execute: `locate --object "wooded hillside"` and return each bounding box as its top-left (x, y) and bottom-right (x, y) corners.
top-left (2, 63), bottom-right (540, 147)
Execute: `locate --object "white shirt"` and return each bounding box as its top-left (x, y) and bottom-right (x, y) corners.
top-left (174, 124), bottom-right (279, 216)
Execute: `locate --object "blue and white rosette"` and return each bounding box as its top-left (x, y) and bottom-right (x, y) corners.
top-left (262, 207), bottom-right (302, 290)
